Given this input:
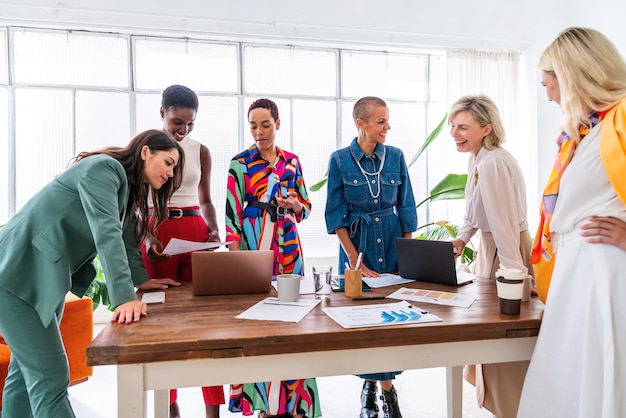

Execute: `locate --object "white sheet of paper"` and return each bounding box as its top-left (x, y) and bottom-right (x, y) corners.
top-left (271, 277), bottom-right (316, 295)
top-left (162, 238), bottom-right (230, 256)
top-left (362, 273), bottom-right (414, 288)
top-left (141, 291), bottom-right (165, 304)
top-left (323, 300), bottom-right (442, 329)
top-left (236, 297), bottom-right (321, 323)
top-left (386, 287), bottom-right (477, 308)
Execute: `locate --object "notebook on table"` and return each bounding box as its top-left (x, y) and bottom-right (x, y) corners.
top-left (395, 238), bottom-right (475, 286)
top-left (191, 250), bottom-right (274, 296)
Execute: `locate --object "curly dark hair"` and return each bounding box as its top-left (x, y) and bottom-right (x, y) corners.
top-left (162, 84), bottom-right (199, 111)
top-left (248, 98), bottom-right (279, 121)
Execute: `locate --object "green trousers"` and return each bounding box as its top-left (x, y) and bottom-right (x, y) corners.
top-left (0, 286), bottom-right (74, 418)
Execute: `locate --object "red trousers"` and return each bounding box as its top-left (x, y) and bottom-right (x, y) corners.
top-left (142, 207), bottom-right (225, 405)
top-left (170, 386), bottom-right (225, 406)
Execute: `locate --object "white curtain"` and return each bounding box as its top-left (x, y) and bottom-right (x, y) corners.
top-left (444, 49), bottom-right (537, 230)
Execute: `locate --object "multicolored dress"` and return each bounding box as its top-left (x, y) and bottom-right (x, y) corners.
top-left (226, 144), bottom-right (311, 276)
top-left (226, 144), bottom-right (320, 417)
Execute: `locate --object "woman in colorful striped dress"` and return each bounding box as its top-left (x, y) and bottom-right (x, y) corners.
top-left (225, 98), bottom-right (320, 418)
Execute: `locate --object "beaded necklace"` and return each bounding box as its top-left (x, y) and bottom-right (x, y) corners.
top-left (354, 145), bottom-right (386, 199)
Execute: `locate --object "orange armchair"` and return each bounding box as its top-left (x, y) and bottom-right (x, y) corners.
top-left (0, 294), bottom-right (93, 408)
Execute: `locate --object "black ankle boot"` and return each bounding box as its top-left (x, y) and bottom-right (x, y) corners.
top-left (381, 386), bottom-right (402, 418)
top-left (360, 380), bottom-right (379, 418)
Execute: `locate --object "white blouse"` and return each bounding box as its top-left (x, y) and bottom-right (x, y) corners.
top-left (457, 146), bottom-right (529, 272)
top-left (551, 122), bottom-right (626, 234)
top-left (169, 136), bottom-right (202, 208)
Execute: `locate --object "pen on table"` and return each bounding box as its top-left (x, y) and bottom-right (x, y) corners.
top-left (262, 301), bottom-right (307, 307)
top-left (407, 304), bottom-right (430, 314)
top-left (355, 252), bottom-right (363, 270)
top-left (351, 296), bottom-right (386, 301)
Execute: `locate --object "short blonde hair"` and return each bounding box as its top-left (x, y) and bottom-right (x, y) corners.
top-left (448, 95), bottom-right (505, 150)
top-left (540, 27), bottom-right (626, 141)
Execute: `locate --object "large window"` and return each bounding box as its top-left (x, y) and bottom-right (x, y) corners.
top-left (3, 27), bottom-right (512, 267)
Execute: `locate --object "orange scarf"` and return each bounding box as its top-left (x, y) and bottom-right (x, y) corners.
top-left (531, 111), bottom-right (605, 303)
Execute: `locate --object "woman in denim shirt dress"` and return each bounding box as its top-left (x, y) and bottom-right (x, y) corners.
top-left (324, 96), bottom-right (417, 418)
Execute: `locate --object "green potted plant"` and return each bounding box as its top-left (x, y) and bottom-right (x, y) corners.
top-left (84, 255), bottom-right (114, 311)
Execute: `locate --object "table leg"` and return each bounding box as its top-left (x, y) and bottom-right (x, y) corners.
top-left (154, 389), bottom-right (169, 418)
top-left (446, 365), bottom-right (463, 418)
top-left (118, 363), bottom-right (146, 418)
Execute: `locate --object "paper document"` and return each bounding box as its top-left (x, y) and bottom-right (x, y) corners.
top-left (362, 273), bottom-right (414, 288)
top-left (236, 297), bottom-right (321, 323)
top-left (141, 292), bottom-right (165, 304)
top-left (387, 287), bottom-right (476, 308)
top-left (162, 238), bottom-right (230, 255)
top-left (323, 300), bottom-right (442, 329)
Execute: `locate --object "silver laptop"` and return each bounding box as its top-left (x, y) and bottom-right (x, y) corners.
top-left (191, 250), bottom-right (274, 296)
top-left (395, 238), bottom-right (474, 286)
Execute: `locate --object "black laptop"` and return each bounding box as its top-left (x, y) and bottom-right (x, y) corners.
top-left (395, 238), bottom-right (475, 286)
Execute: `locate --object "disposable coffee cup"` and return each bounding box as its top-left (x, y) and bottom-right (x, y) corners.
top-left (344, 269), bottom-right (363, 298)
top-left (277, 274), bottom-right (301, 302)
top-left (496, 276), bottom-right (524, 315)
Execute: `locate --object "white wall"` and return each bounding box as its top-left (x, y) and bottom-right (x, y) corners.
top-left (2, 0), bottom-right (626, 212)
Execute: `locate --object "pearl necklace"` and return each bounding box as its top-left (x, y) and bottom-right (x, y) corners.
top-left (354, 145), bottom-right (386, 199)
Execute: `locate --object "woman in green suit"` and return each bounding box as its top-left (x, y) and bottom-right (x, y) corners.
top-left (0, 129), bottom-right (184, 418)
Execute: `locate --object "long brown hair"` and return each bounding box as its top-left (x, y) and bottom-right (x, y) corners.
top-left (74, 129), bottom-right (184, 243)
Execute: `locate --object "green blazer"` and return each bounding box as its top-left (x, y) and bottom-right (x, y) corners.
top-left (0, 154), bottom-right (148, 326)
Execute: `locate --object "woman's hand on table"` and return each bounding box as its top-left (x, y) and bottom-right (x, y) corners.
top-left (360, 264), bottom-right (380, 278)
top-left (111, 300), bottom-right (148, 324)
top-left (136, 278), bottom-right (181, 290)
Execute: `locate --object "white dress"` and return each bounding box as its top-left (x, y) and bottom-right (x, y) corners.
top-left (518, 124), bottom-right (626, 417)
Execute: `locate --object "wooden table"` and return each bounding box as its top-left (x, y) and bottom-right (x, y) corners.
top-left (87, 278), bottom-right (543, 418)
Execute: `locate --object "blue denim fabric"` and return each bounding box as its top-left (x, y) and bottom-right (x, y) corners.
top-left (325, 138), bottom-right (418, 274)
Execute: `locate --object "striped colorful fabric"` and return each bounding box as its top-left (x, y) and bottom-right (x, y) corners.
top-left (226, 144), bottom-right (319, 416)
top-left (226, 144), bottom-right (311, 276)
top-left (531, 111), bottom-right (605, 302)
top-left (229, 380), bottom-right (321, 417)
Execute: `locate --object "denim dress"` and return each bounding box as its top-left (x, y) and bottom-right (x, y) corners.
top-left (325, 138), bottom-right (417, 274)
top-left (325, 138), bottom-right (417, 381)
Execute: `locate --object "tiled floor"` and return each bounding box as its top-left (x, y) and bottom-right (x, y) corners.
top-left (68, 327), bottom-right (494, 418)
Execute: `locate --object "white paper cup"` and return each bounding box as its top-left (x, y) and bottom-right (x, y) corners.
top-left (496, 276), bottom-right (524, 315)
top-left (495, 268), bottom-right (524, 280)
top-left (277, 274), bottom-right (301, 302)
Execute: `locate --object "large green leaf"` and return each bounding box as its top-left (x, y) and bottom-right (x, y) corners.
top-left (408, 113), bottom-right (448, 168)
top-left (309, 174), bottom-right (328, 192)
top-left (415, 173), bottom-right (467, 208)
top-left (429, 173), bottom-right (467, 201)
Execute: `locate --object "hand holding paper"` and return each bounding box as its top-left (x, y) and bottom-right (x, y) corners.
top-left (162, 238), bottom-right (230, 255)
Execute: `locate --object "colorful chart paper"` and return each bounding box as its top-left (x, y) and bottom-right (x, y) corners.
top-left (323, 300), bottom-right (442, 329)
top-left (387, 287), bottom-right (476, 308)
